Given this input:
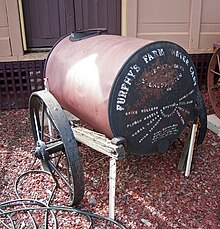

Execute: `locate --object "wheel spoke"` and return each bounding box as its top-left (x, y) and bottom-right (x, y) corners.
top-left (42, 132), bottom-right (56, 142)
top-left (33, 111), bottom-right (41, 141)
top-left (210, 86), bottom-right (220, 91)
top-left (41, 102), bottom-right (45, 140)
top-left (44, 107), bottom-right (59, 134)
top-left (211, 69), bottom-right (220, 76)
top-left (217, 54), bottom-right (220, 72)
top-left (46, 141), bottom-right (64, 154)
top-left (50, 153), bottom-right (62, 161)
top-left (48, 160), bottom-right (75, 192)
top-left (46, 138), bottom-right (62, 145)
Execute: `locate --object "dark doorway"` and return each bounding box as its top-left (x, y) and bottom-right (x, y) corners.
top-left (22, 0), bottom-right (121, 49)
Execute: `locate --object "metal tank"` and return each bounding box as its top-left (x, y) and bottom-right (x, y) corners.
top-left (44, 29), bottom-right (199, 155)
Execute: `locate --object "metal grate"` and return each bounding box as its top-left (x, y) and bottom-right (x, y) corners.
top-left (0, 60), bottom-right (45, 110)
top-left (190, 53), bottom-right (212, 91)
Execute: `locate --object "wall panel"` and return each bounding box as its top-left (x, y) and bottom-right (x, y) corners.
top-left (199, 0), bottom-right (220, 50)
top-left (0, 0), bottom-right (8, 27)
top-left (125, 0), bottom-right (220, 53)
top-left (0, 0), bottom-right (11, 56)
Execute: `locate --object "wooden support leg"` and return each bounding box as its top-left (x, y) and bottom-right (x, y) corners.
top-left (178, 125), bottom-right (192, 171)
top-left (185, 123), bottom-right (198, 177)
top-left (109, 158), bottom-right (117, 219)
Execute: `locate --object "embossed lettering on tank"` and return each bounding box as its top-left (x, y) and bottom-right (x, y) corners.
top-left (109, 42), bottom-right (197, 155)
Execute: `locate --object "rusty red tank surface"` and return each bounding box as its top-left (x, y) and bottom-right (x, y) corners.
top-left (45, 31), bottom-right (198, 155)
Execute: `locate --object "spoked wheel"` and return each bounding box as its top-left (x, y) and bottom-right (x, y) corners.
top-left (208, 47), bottom-right (220, 118)
top-left (29, 90), bottom-right (84, 205)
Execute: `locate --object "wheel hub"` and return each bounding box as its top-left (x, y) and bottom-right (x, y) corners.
top-left (33, 140), bottom-right (49, 161)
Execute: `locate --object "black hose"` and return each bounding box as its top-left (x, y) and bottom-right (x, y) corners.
top-left (0, 170), bottom-right (125, 229)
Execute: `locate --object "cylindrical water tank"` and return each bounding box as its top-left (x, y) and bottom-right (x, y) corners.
top-left (45, 30), bottom-right (198, 155)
